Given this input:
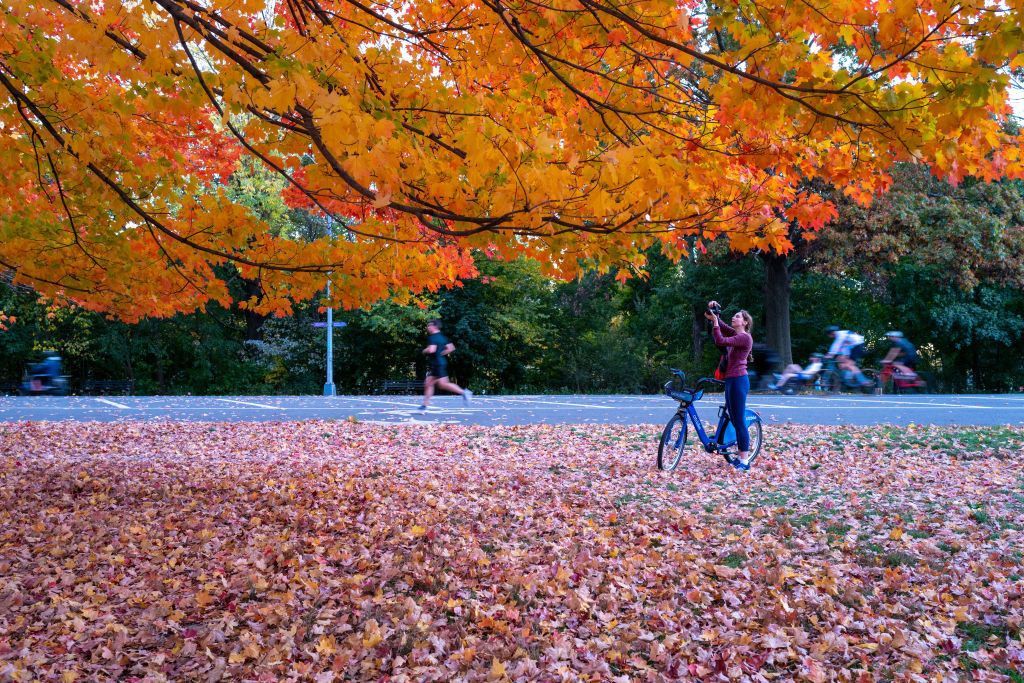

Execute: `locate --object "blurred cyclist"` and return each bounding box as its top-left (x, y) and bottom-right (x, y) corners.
top-left (825, 326), bottom-right (873, 389)
top-left (881, 331), bottom-right (918, 376)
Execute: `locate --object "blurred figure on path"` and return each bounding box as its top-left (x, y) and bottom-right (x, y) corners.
top-left (418, 320), bottom-right (472, 411)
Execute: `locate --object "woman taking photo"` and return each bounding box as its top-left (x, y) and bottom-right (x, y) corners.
top-left (705, 301), bottom-right (754, 470)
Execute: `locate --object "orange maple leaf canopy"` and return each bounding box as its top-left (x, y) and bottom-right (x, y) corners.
top-left (1, 0), bottom-right (1022, 318)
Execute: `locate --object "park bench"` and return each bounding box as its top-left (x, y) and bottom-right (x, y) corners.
top-left (82, 379), bottom-right (135, 396)
top-left (379, 379), bottom-right (423, 395)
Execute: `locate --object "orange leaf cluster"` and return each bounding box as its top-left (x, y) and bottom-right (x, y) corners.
top-left (1, 0), bottom-right (1022, 317)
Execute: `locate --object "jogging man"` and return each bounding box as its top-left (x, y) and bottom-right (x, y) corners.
top-left (419, 319), bottom-right (472, 411)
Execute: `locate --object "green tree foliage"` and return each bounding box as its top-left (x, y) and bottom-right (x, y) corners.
top-left (4, 169), bottom-right (1024, 394)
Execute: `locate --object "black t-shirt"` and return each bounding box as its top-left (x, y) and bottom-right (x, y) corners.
top-left (427, 332), bottom-right (448, 367)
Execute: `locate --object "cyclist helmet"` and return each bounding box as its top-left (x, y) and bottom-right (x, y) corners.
top-left (885, 330), bottom-right (904, 339)
top-left (825, 325), bottom-right (840, 334)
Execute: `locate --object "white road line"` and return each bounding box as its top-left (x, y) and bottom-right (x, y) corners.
top-left (797, 398), bottom-right (996, 409)
top-left (498, 397), bottom-right (613, 409)
top-left (215, 398), bottom-right (285, 410)
top-left (741, 396), bottom-right (1002, 409)
top-left (95, 398), bottom-right (130, 409)
top-left (746, 403), bottom-right (819, 409)
top-left (332, 397), bottom-right (423, 407)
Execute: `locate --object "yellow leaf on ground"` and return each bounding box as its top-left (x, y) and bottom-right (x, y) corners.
top-left (489, 657), bottom-right (507, 679)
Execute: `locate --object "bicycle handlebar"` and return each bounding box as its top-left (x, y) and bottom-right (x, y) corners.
top-left (667, 370), bottom-right (723, 395)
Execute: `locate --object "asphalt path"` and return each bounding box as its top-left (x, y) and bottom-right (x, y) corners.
top-left (1, 393), bottom-right (1023, 425)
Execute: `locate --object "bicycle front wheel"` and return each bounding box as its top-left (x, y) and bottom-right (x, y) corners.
top-left (658, 413), bottom-right (688, 471)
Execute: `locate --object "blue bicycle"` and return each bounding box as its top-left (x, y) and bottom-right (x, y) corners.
top-left (658, 369), bottom-right (763, 471)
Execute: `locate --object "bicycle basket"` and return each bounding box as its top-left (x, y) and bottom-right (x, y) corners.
top-left (664, 379), bottom-right (702, 403)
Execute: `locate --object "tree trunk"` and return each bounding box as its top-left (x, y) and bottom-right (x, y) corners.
top-left (761, 252), bottom-right (793, 365)
top-left (241, 277), bottom-right (268, 341)
top-left (692, 303), bottom-right (706, 364)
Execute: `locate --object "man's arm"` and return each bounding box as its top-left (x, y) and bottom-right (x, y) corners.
top-left (423, 344), bottom-right (437, 355)
top-left (441, 343), bottom-right (456, 357)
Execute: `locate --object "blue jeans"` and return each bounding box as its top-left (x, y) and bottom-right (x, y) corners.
top-left (723, 374), bottom-right (750, 452)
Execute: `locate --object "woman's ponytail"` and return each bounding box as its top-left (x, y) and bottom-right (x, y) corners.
top-left (738, 310), bottom-right (754, 362)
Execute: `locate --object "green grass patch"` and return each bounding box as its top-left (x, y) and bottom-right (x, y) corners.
top-left (883, 551), bottom-right (918, 567)
top-left (614, 491), bottom-right (653, 508)
top-left (826, 522), bottom-right (852, 535)
top-left (862, 425), bottom-right (1024, 459)
top-left (721, 552), bottom-right (746, 568)
top-left (970, 509), bottom-right (992, 525)
top-left (999, 669), bottom-right (1024, 683)
top-left (956, 621), bottom-right (1018, 652)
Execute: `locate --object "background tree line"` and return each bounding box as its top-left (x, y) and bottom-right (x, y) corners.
top-left (3, 164), bottom-right (1024, 394)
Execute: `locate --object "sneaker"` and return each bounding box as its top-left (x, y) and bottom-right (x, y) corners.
top-left (462, 389), bottom-right (473, 406)
top-left (768, 382), bottom-right (778, 391)
top-left (417, 405), bottom-right (427, 412)
top-left (731, 458), bottom-right (751, 472)
top-left (731, 453), bottom-right (753, 470)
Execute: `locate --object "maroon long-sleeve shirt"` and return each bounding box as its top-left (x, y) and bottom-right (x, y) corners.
top-left (711, 321), bottom-right (753, 379)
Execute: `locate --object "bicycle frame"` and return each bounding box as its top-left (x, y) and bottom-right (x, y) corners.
top-left (879, 363), bottom-right (925, 390)
top-left (676, 401), bottom-right (736, 453)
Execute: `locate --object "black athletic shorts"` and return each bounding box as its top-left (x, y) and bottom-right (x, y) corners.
top-left (428, 363), bottom-right (449, 379)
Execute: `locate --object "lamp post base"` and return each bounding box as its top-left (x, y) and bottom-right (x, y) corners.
top-left (323, 383), bottom-right (336, 396)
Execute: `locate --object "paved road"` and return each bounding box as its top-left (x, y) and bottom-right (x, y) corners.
top-left (1, 393), bottom-right (1023, 425)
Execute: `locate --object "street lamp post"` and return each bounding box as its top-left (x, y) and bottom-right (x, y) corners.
top-left (324, 215), bottom-right (336, 396)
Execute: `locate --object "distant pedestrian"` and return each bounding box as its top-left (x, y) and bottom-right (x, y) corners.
top-left (419, 320), bottom-right (472, 411)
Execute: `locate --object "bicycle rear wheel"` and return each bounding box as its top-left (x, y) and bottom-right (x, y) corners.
top-left (745, 411), bottom-right (764, 466)
top-left (721, 409), bottom-right (764, 465)
top-left (657, 413), bottom-right (688, 471)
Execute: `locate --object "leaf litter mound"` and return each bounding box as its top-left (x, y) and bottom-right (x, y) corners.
top-left (1, 422), bottom-right (1022, 681)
